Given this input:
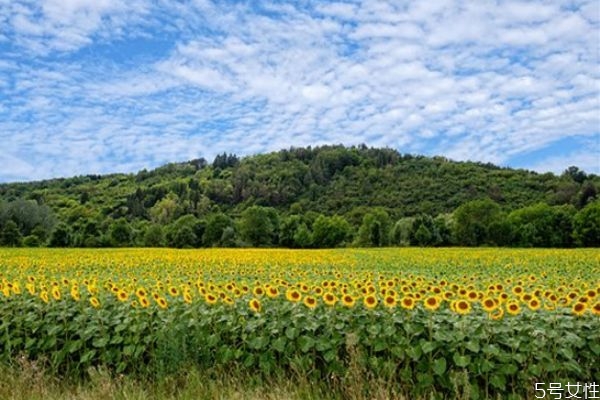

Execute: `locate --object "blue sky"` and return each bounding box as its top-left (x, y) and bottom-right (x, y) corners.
top-left (0, 0), bottom-right (598, 182)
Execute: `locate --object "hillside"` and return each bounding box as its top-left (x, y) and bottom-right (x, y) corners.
top-left (0, 145), bottom-right (598, 248)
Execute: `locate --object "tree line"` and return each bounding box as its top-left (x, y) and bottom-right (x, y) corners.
top-left (0, 145), bottom-right (598, 248)
top-left (0, 197), bottom-right (598, 248)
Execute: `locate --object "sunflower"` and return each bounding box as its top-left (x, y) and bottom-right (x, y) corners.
top-left (205, 293), bottom-right (218, 305)
top-left (425, 295), bottom-right (442, 310)
top-left (156, 297), bottom-right (168, 309)
top-left (400, 297), bottom-right (415, 310)
top-left (512, 286), bottom-right (524, 296)
top-left (139, 296), bottom-right (150, 308)
top-left (136, 287), bottom-right (147, 298)
top-left (527, 298), bottom-right (541, 311)
top-left (342, 294), bottom-right (355, 308)
top-left (249, 298), bottom-right (261, 313)
top-left (286, 289), bottom-right (302, 303)
top-left (168, 286), bottom-right (179, 297)
top-left (51, 287), bottom-right (61, 301)
top-left (70, 288), bottom-right (81, 301)
top-left (572, 302), bottom-right (586, 316)
top-left (266, 287), bottom-right (279, 298)
top-left (490, 308), bottom-right (504, 320)
top-left (253, 286), bottom-right (265, 297)
top-left (592, 302), bottom-right (600, 316)
top-left (363, 294), bottom-right (378, 309)
top-left (506, 301), bottom-right (521, 316)
top-left (482, 297), bottom-right (497, 312)
top-left (130, 300), bottom-right (138, 308)
top-left (384, 295), bottom-right (397, 308)
top-left (467, 291), bottom-right (478, 301)
top-left (183, 292), bottom-right (193, 304)
top-left (117, 289), bottom-right (129, 302)
top-left (454, 299), bottom-right (471, 315)
top-left (90, 297), bottom-right (101, 308)
top-left (323, 293), bottom-right (337, 306)
top-left (303, 296), bottom-right (318, 309)
top-left (26, 283), bottom-right (36, 295)
top-left (521, 293), bottom-right (533, 303)
top-left (40, 290), bottom-right (49, 304)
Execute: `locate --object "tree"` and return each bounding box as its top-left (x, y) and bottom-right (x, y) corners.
top-left (238, 206), bottom-right (279, 247)
top-left (143, 224), bottom-right (165, 247)
top-left (172, 225), bottom-right (196, 248)
top-left (279, 215), bottom-right (302, 248)
top-left (508, 203), bottom-right (575, 247)
top-left (312, 215), bottom-right (351, 248)
top-left (573, 201), bottom-right (600, 247)
top-left (453, 199), bottom-right (502, 246)
top-left (413, 224), bottom-right (432, 246)
top-left (109, 218), bottom-right (133, 247)
top-left (409, 214), bottom-right (441, 246)
top-left (391, 217), bottom-right (414, 246)
top-left (166, 215), bottom-right (203, 248)
top-left (293, 223), bottom-right (313, 248)
top-left (149, 193), bottom-right (181, 225)
top-left (203, 213), bottom-right (233, 247)
top-left (1, 220), bottom-right (22, 247)
top-left (48, 223), bottom-right (70, 247)
top-left (356, 208), bottom-right (391, 247)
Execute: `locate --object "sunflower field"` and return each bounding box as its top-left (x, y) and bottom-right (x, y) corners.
top-left (0, 248), bottom-right (599, 399)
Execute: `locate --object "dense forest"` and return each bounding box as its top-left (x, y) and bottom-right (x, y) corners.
top-left (0, 145), bottom-right (598, 248)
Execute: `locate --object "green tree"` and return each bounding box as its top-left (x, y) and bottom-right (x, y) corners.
top-left (279, 215), bottom-right (302, 247)
top-left (48, 223), bottom-right (70, 247)
top-left (149, 193), bottom-right (181, 225)
top-left (413, 224), bottom-right (432, 247)
top-left (453, 199), bottom-right (502, 246)
top-left (1, 220), bottom-right (22, 247)
top-left (573, 201), bottom-right (600, 247)
top-left (312, 215), bottom-right (351, 248)
top-left (293, 223), bottom-right (313, 248)
top-left (143, 224), bottom-right (165, 247)
top-left (167, 215), bottom-right (203, 248)
top-left (238, 206), bottom-right (279, 247)
top-left (391, 217), bottom-right (414, 246)
top-left (508, 203), bottom-right (575, 247)
top-left (410, 214), bottom-right (441, 246)
top-left (203, 213), bottom-right (233, 247)
top-left (109, 218), bottom-right (133, 247)
top-left (356, 208), bottom-right (390, 247)
top-left (172, 225), bottom-right (196, 248)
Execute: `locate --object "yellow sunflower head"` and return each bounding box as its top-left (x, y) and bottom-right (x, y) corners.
top-left (363, 295), bottom-right (378, 309)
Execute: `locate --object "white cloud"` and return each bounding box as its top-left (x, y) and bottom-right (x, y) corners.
top-left (1, 0), bottom-right (598, 182)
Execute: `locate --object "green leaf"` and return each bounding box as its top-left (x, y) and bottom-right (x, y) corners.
top-left (433, 357), bottom-right (447, 376)
top-left (123, 345), bottom-right (136, 356)
top-left (490, 373), bottom-right (506, 390)
top-left (421, 340), bottom-right (437, 354)
top-left (80, 350), bottom-right (96, 363)
top-left (248, 336), bottom-right (269, 350)
top-left (285, 327), bottom-right (298, 340)
top-left (272, 337), bottom-right (286, 352)
top-left (298, 336), bottom-right (314, 353)
top-left (465, 340), bottom-right (480, 353)
top-left (453, 353), bottom-right (471, 368)
top-left (92, 337), bottom-right (109, 348)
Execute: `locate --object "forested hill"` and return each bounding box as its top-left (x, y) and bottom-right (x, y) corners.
top-left (0, 145), bottom-right (598, 248)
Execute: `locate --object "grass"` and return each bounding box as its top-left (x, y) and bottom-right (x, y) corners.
top-left (0, 356), bottom-right (510, 400)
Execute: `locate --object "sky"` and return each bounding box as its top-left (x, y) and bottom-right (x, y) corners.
top-left (0, 0), bottom-right (599, 183)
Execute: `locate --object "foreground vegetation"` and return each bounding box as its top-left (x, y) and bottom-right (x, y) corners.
top-left (1, 145), bottom-right (598, 248)
top-left (1, 248), bottom-right (598, 399)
